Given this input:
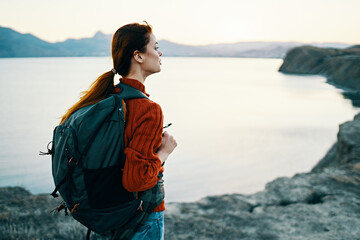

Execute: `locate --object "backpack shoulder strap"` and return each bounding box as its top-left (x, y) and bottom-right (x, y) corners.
top-left (116, 82), bottom-right (149, 100)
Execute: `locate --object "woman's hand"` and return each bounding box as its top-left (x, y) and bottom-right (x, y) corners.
top-left (157, 131), bottom-right (177, 164)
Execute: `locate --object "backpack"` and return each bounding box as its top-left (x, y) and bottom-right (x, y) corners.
top-left (41, 82), bottom-right (164, 238)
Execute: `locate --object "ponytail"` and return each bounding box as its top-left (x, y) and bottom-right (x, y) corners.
top-left (60, 22), bottom-right (152, 124)
top-left (60, 71), bottom-right (115, 124)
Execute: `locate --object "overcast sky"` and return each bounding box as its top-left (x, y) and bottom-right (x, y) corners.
top-left (1, 0), bottom-right (359, 45)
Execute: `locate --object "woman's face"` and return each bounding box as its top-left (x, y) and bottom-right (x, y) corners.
top-left (140, 33), bottom-right (162, 76)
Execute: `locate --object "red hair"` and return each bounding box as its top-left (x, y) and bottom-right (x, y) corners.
top-left (60, 22), bottom-right (152, 124)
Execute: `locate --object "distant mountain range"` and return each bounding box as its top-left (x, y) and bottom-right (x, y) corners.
top-left (0, 26), bottom-right (353, 58)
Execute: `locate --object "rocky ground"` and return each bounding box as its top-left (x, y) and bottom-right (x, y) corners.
top-left (165, 166), bottom-right (360, 240)
top-left (1, 113), bottom-right (360, 239)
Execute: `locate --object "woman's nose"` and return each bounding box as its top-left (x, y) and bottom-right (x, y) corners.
top-left (158, 50), bottom-right (162, 56)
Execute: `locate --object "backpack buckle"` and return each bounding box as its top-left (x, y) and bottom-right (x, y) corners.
top-left (67, 158), bottom-right (79, 166)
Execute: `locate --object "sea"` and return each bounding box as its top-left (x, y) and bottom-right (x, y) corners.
top-left (0, 57), bottom-right (358, 202)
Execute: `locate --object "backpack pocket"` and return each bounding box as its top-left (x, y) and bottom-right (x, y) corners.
top-left (52, 126), bottom-right (80, 183)
top-left (72, 199), bottom-right (142, 234)
top-left (51, 125), bottom-right (83, 205)
top-left (83, 164), bottom-right (135, 209)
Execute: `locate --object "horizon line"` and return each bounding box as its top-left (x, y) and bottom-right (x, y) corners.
top-left (1, 25), bottom-right (358, 46)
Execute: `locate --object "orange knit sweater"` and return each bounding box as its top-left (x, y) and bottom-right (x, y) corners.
top-left (116, 78), bottom-right (165, 212)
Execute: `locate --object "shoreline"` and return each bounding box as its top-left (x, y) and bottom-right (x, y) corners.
top-left (2, 113), bottom-right (360, 239)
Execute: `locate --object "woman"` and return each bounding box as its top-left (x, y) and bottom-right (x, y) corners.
top-left (60, 22), bottom-right (177, 239)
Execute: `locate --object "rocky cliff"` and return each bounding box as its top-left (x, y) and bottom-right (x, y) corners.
top-left (312, 113), bottom-right (360, 172)
top-left (164, 114), bottom-right (360, 240)
top-left (2, 114), bottom-right (360, 239)
top-left (279, 45), bottom-right (360, 106)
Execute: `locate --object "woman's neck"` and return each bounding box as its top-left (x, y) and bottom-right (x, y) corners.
top-left (125, 72), bottom-right (147, 84)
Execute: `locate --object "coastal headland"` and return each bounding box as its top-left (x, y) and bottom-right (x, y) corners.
top-left (279, 45), bottom-right (360, 106)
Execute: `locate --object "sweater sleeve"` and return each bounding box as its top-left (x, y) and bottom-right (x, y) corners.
top-left (122, 101), bottom-right (163, 192)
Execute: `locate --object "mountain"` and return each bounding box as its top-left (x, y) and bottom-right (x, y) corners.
top-left (149, 40), bottom-right (351, 58)
top-left (0, 26), bottom-right (353, 58)
top-left (53, 31), bottom-right (112, 56)
top-left (0, 27), bottom-right (112, 57)
top-left (0, 27), bottom-right (64, 57)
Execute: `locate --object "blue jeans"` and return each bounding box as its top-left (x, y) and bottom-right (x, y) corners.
top-left (132, 211), bottom-right (164, 240)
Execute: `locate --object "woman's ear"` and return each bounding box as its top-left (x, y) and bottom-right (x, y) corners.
top-left (133, 50), bottom-right (144, 63)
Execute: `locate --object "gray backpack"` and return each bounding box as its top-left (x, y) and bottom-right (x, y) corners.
top-left (41, 82), bottom-right (164, 238)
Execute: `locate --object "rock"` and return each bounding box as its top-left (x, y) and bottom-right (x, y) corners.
top-left (2, 168), bottom-right (360, 239)
top-left (164, 167), bottom-right (360, 240)
top-left (0, 187), bottom-right (90, 240)
top-left (279, 46), bottom-right (342, 74)
top-left (1, 171), bottom-right (360, 240)
top-left (313, 113), bottom-right (360, 172)
top-left (311, 142), bottom-right (338, 171)
top-left (279, 45), bottom-right (360, 106)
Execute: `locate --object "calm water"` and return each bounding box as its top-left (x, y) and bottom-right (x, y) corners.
top-left (0, 57), bottom-right (358, 202)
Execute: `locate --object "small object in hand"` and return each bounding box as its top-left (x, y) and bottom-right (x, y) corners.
top-left (163, 123), bottom-right (172, 129)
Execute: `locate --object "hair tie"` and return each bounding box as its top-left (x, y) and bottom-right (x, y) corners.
top-left (111, 68), bottom-right (117, 74)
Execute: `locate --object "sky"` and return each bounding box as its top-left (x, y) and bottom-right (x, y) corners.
top-left (1, 0), bottom-right (359, 45)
